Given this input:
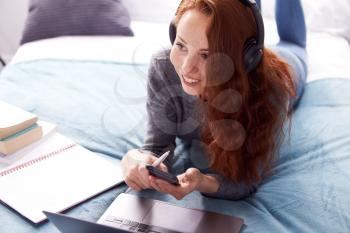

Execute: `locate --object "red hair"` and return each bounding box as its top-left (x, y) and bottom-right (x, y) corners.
top-left (175, 0), bottom-right (296, 185)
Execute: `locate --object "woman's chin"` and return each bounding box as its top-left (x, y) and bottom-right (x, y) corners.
top-left (180, 77), bottom-right (202, 96)
top-left (181, 82), bottom-right (200, 96)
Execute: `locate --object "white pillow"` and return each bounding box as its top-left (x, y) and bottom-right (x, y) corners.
top-left (122, 0), bottom-right (181, 23)
top-left (262, 0), bottom-right (350, 42)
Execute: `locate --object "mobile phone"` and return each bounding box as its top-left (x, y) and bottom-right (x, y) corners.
top-left (146, 165), bottom-right (179, 185)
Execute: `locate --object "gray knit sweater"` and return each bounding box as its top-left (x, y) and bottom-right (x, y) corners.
top-left (141, 49), bottom-right (260, 200)
top-left (141, 43), bottom-right (307, 200)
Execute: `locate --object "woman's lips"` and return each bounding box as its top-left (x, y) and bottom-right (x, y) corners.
top-left (182, 75), bottom-right (201, 87)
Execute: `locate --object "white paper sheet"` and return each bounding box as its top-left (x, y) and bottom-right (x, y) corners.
top-left (0, 132), bottom-right (124, 223)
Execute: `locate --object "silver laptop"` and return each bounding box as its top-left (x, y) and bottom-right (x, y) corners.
top-left (45, 193), bottom-right (244, 233)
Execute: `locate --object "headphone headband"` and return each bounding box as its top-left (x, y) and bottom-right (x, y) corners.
top-left (239, 0), bottom-right (264, 51)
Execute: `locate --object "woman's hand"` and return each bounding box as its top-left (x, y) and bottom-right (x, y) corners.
top-left (149, 168), bottom-right (204, 200)
top-left (121, 149), bottom-right (168, 191)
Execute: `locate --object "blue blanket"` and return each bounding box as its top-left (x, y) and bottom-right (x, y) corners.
top-left (0, 59), bottom-right (349, 233)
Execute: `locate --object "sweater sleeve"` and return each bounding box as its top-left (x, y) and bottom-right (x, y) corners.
top-left (141, 52), bottom-right (177, 166)
top-left (202, 173), bottom-right (258, 200)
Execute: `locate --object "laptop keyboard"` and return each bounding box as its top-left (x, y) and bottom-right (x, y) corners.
top-left (103, 215), bottom-right (179, 233)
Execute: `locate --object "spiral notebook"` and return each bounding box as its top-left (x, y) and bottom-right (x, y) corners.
top-left (0, 132), bottom-right (123, 224)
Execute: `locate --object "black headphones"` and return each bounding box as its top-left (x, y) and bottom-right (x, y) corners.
top-left (169, 0), bottom-right (265, 73)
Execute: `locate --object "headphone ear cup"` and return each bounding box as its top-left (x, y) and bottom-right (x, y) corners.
top-left (169, 20), bottom-right (177, 45)
top-left (243, 38), bottom-right (263, 73)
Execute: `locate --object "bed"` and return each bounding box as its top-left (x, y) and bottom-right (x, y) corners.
top-left (1, 1), bottom-right (350, 232)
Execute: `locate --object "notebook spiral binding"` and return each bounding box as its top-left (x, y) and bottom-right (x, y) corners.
top-left (0, 144), bottom-right (76, 177)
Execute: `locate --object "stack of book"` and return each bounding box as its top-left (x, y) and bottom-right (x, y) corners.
top-left (0, 101), bottom-right (43, 155)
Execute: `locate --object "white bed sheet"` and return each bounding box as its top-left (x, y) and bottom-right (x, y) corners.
top-left (10, 20), bottom-right (350, 83)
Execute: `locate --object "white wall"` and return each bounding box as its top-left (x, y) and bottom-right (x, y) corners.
top-left (0, 0), bottom-right (29, 63)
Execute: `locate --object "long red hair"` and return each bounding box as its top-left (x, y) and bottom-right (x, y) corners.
top-left (175, 0), bottom-right (296, 185)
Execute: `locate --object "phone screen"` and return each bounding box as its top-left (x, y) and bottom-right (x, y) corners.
top-left (146, 165), bottom-right (179, 185)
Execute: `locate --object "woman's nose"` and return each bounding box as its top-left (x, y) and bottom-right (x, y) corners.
top-left (182, 55), bottom-right (198, 75)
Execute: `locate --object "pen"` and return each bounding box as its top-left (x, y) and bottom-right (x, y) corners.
top-left (151, 150), bottom-right (170, 167)
top-left (125, 150), bottom-right (170, 193)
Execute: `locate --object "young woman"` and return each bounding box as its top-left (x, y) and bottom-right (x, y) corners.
top-left (122, 0), bottom-right (307, 200)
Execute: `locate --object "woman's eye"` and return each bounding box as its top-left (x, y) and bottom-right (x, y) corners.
top-left (176, 43), bottom-right (185, 51)
top-left (200, 53), bottom-right (209, 60)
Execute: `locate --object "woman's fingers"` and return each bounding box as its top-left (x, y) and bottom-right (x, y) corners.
top-left (125, 173), bottom-right (147, 190)
top-left (121, 149), bottom-right (163, 191)
top-left (181, 168), bottom-right (201, 188)
top-left (124, 164), bottom-right (148, 190)
top-left (149, 176), bottom-right (162, 191)
top-left (149, 175), bottom-right (171, 192)
top-left (149, 176), bottom-right (187, 200)
top-left (156, 179), bottom-right (186, 200)
top-left (138, 165), bottom-right (151, 188)
top-left (125, 179), bottom-right (142, 192)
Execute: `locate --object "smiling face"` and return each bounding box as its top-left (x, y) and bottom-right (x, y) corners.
top-left (170, 9), bottom-right (211, 96)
